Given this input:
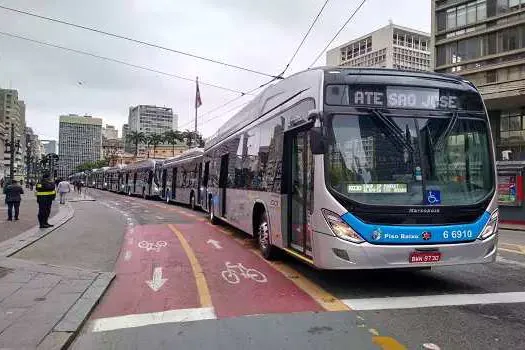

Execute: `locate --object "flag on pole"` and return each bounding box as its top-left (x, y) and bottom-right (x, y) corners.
top-left (195, 76), bottom-right (202, 109)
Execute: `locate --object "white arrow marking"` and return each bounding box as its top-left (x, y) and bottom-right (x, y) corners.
top-left (124, 250), bottom-right (132, 261)
top-left (206, 239), bottom-right (222, 250)
top-left (146, 267), bottom-right (167, 292)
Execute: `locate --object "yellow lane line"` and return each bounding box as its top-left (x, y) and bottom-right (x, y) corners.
top-left (168, 224), bottom-right (213, 308)
top-left (372, 336), bottom-right (407, 350)
top-left (498, 247), bottom-right (525, 256)
top-left (209, 223), bottom-right (349, 312)
top-left (499, 242), bottom-right (525, 253)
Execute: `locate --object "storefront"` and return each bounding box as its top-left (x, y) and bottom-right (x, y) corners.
top-left (497, 161), bottom-right (525, 224)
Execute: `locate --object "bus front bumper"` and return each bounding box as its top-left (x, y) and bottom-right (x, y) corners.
top-left (314, 231), bottom-right (498, 270)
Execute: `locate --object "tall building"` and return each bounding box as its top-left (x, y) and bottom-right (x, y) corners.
top-left (0, 89), bottom-right (26, 179)
top-left (41, 140), bottom-right (58, 155)
top-left (102, 124), bottom-right (118, 140)
top-left (326, 22), bottom-right (431, 71)
top-left (25, 127), bottom-right (45, 183)
top-left (58, 114), bottom-right (102, 177)
top-left (126, 105), bottom-right (177, 152)
top-left (122, 124), bottom-right (129, 141)
top-left (431, 0), bottom-right (525, 160)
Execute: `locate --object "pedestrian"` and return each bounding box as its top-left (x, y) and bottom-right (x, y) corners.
top-left (29, 180), bottom-right (34, 191)
top-left (3, 179), bottom-right (24, 221)
top-left (35, 172), bottom-right (56, 228)
top-left (57, 178), bottom-right (71, 205)
top-left (78, 181), bottom-right (83, 195)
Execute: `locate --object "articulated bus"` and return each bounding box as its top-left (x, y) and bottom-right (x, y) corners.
top-left (123, 159), bottom-right (161, 198)
top-left (160, 148), bottom-right (204, 209)
top-left (201, 67), bottom-right (498, 269)
top-left (106, 165), bottom-right (127, 193)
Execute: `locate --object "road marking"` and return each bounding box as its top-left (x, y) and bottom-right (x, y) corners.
top-left (499, 247), bottom-right (525, 256)
top-left (123, 250), bottom-right (132, 261)
top-left (155, 216), bottom-right (164, 220)
top-left (168, 224), bottom-right (213, 308)
top-left (206, 239), bottom-right (222, 249)
top-left (372, 336), bottom-right (407, 350)
top-left (90, 307), bottom-right (216, 332)
top-left (145, 267), bottom-right (168, 292)
top-left (500, 242), bottom-right (525, 252)
top-left (138, 240), bottom-right (167, 252)
top-left (342, 291), bottom-right (525, 310)
top-left (497, 256), bottom-right (525, 268)
top-left (220, 262), bottom-right (267, 284)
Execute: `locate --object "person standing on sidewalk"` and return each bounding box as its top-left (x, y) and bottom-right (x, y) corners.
top-left (57, 178), bottom-right (71, 205)
top-left (35, 172), bottom-right (56, 228)
top-left (3, 179), bottom-right (24, 221)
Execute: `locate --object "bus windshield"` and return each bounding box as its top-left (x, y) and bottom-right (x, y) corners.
top-left (325, 112), bottom-right (494, 206)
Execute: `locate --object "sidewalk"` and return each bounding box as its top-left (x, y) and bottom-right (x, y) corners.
top-left (500, 222), bottom-right (525, 232)
top-left (0, 192), bottom-right (113, 349)
top-left (1, 191), bottom-right (59, 244)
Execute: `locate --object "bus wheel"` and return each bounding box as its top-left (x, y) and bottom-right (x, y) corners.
top-left (258, 213), bottom-right (276, 260)
top-left (190, 193), bottom-right (196, 210)
top-left (209, 198), bottom-right (218, 225)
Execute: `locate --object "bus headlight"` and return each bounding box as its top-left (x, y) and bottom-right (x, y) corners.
top-left (322, 209), bottom-right (364, 244)
top-left (479, 209), bottom-right (499, 240)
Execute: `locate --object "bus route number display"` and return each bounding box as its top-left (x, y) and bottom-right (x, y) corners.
top-left (347, 183), bottom-right (407, 194)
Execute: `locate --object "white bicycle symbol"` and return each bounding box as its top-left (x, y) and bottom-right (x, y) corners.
top-left (221, 262), bottom-right (267, 284)
top-left (427, 191), bottom-right (438, 204)
top-left (138, 240), bottom-right (167, 252)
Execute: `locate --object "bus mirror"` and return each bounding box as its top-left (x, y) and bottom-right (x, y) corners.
top-left (307, 110), bottom-right (321, 122)
top-left (309, 127), bottom-right (326, 154)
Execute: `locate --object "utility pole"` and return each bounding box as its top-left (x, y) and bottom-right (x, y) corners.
top-left (6, 124), bottom-right (20, 181)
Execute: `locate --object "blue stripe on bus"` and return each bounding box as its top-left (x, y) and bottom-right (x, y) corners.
top-left (340, 211), bottom-right (491, 244)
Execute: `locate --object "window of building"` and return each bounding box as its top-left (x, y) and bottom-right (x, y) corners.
top-left (447, 8), bottom-right (457, 29)
top-left (497, 0), bottom-right (510, 14)
top-left (457, 5), bottom-right (467, 27)
top-left (510, 0), bottom-right (520, 9)
top-left (467, 3), bottom-right (478, 24)
top-left (486, 69), bottom-right (497, 82)
top-left (437, 11), bottom-right (447, 31)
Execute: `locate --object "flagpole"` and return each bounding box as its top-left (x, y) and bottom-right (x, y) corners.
top-left (194, 76), bottom-right (198, 146)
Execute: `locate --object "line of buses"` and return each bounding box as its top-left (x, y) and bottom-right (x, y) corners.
top-left (70, 67), bottom-right (499, 270)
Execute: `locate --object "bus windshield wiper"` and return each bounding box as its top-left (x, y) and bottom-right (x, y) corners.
top-left (370, 109), bottom-right (414, 153)
top-left (434, 112), bottom-right (459, 151)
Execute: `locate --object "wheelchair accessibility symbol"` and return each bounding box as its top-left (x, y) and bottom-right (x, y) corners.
top-left (425, 190), bottom-right (441, 205)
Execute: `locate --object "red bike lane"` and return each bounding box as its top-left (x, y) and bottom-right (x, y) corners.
top-left (171, 221), bottom-right (324, 318)
top-left (92, 224), bottom-right (201, 319)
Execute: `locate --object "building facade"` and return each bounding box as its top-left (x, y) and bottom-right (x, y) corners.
top-left (326, 22), bottom-right (431, 71)
top-left (126, 105), bottom-right (177, 153)
top-left (102, 124), bottom-right (118, 140)
top-left (41, 140), bottom-right (58, 155)
top-left (0, 89), bottom-right (26, 180)
top-left (432, 0), bottom-right (525, 160)
top-left (58, 114), bottom-right (102, 177)
top-left (25, 127), bottom-right (45, 183)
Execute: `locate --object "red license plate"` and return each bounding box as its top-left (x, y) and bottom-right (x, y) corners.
top-left (409, 252), bottom-right (441, 263)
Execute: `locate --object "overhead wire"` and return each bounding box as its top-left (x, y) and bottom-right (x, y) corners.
top-left (309, 0), bottom-right (367, 68)
top-left (0, 4), bottom-right (278, 79)
top-left (279, 0), bottom-right (330, 77)
top-left (0, 30), bottom-right (248, 94)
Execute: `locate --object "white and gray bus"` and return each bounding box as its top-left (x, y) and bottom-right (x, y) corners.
top-left (123, 159), bottom-right (161, 198)
top-left (160, 148), bottom-right (204, 209)
top-left (201, 67), bottom-right (498, 269)
top-left (106, 165), bottom-right (127, 193)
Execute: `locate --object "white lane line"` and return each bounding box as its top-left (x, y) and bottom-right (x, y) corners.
top-left (342, 292), bottom-right (525, 311)
top-left (123, 250), bottom-right (132, 261)
top-left (155, 216), bottom-right (164, 220)
top-left (497, 256), bottom-right (525, 268)
top-left (89, 307), bottom-right (216, 332)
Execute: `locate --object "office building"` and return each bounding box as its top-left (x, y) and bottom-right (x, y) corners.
top-left (0, 89), bottom-right (26, 179)
top-left (326, 22), bottom-right (431, 71)
top-left (126, 105), bottom-right (177, 152)
top-left (432, 0), bottom-right (525, 160)
top-left (122, 124), bottom-right (129, 140)
top-left (102, 124), bottom-right (119, 140)
top-left (41, 140), bottom-right (58, 155)
top-left (58, 114), bottom-right (102, 177)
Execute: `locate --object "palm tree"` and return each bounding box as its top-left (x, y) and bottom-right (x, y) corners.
top-left (148, 134), bottom-right (164, 158)
top-left (126, 131), bottom-right (146, 157)
top-left (163, 130), bottom-right (184, 156)
top-left (181, 130), bottom-right (205, 147)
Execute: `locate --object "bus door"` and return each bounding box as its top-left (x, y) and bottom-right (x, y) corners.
top-left (219, 154), bottom-right (229, 217)
top-left (133, 172), bottom-right (137, 193)
top-left (203, 161), bottom-right (210, 208)
top-left (286, 129), bottom-right (313, 257)
top-left (147, 170), bottom-right (154, 195)
top-left (172, 167), bottom-right (177, 200)
top-left (161, 169), bottom-right (167, 198)
top-left (197, 162), bottom-right (203, 205)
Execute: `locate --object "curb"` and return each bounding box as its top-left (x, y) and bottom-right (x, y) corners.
top-left (39, 272), bottom-right (116, 350)
top-left (0, 202), bottom-right (75, 257)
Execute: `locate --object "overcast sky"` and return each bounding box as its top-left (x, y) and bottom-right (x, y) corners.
top-left (0, 0), bottom-right (430, 140)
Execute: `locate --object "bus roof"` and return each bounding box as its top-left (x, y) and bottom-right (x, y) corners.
top-left (124, 159), bottom-right (156, 171)
top-left (163, 148), bottom-right (204, 167)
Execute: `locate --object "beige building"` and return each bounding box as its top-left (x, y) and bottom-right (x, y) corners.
top-left (102, 124), bottom-right (119, 140)
top-left (0, 89), bottom-right (26, 179)
top-left (326, 22), bottom-right (431, 71)
top-left (432, 0), bottom-right (525, 160)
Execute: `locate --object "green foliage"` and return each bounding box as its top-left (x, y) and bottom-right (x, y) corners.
top-left (74, 159), bottom-right (109, 172)
top-left (126, 131), bottom-right (146, 156)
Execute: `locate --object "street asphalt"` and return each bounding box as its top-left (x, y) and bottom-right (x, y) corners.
top-left (52, 189), bottom-right (525, 349)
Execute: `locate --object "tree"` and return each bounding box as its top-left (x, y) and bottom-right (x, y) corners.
top-left (163, 130), bottom-right (184, 156)
top-left (148, 134), bottom-right (164, 158)
top-left (74, 159), bottom-right (108, 173)
top-left (181, 130), bottom-right (205, 148)
top-left (103, 139), bottom-right (123, 166)
top-left (126, 131), bottom-right (146, 157)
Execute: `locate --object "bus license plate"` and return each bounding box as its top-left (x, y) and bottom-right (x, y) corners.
top-left (409, 252), bottom-right (441, 263)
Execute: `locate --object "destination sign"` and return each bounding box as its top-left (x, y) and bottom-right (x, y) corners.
top-left (326, 85), bottom-right (483, 111)
top-left (347, 183), bottom-right (408, 194)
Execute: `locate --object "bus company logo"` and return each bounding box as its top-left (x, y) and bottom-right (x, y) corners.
top-left (408, 208), bottom-right (440, 214)
top-left (372, 228), bottom-right (382, 241)
top-left (422, 231), bottom-right (432, 240)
